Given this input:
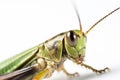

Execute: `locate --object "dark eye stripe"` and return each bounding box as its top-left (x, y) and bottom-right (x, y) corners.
top-left (70, 31), bottom-right (76, 41)
top-left (66, 31), bottom-right (78, 47)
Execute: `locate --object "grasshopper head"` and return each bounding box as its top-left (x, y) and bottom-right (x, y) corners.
top-left (64, 3), bottom-right (120, 64)
top-left (65, 30), bottom-right (86, 64)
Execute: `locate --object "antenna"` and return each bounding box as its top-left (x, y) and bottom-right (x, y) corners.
top-left (72, 2), bottom-right (83, 36)
top-left (85, 7), bottom-right (120, 35)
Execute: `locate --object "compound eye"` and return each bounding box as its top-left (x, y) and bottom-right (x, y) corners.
top-left (66, 31), bottom-right (78, 47)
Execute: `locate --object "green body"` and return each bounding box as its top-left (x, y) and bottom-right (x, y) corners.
top-left (0, 46), bottom-right (39, 75)
top-left (0, 6), bottom-right (118, 80)
top-left (0, 30), bottom-right (86, 79)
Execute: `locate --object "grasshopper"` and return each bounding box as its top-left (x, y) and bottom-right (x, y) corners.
top-left (0, 3), bottom-right (119, 80)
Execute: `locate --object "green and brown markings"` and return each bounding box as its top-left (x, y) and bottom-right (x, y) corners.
top-left (0, 4), bottom-right (119, 80)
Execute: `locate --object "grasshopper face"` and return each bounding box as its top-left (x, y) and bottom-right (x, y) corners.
top-left (65, 30), bottom-right (87, 64)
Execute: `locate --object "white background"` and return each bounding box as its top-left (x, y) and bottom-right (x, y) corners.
top-left (0, 0), bottom-right (120, 80)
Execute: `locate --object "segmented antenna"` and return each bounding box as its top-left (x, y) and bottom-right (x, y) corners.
top-left (72, 2), bottom-right (83, 36)
top-left (85, 7), bottom-right (120, 35)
